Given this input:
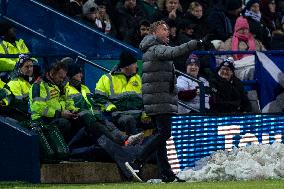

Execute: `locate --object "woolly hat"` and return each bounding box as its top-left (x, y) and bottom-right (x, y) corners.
top-left (186, 54), bottom-right (200, 67)
top-left (15, 54), bottom-right (33, 70)
top-left (225, 0), bottom-right (242, 11)
top-left (234, 16), bottom-right (250, 32)
top-left (246, 0), bottom-right (260, 10)
top-left (118, 51), bottom-right (137, 68)
top-left (218, 58), bottom-right (235, 71)
top-left (67, 63), bottom-right (83, 78)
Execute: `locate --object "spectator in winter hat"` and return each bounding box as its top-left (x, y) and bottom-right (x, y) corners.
top-left (242, 0), bottom-right (271, 49)
top-left (210, 58), bottom-right (252, 113)
top-left (223, 16), bottom-right (266, 60)
top-left (177, 54), bottom-right (210, 113)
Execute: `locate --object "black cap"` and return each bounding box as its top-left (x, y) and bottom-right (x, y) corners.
top-left (67, 63), bottom-right (83, 78)
top-left (118, 51), bottom-right (137, 68)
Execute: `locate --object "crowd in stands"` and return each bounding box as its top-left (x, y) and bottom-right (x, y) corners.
top-left (41, 0), bottom-right (284, 50)
top-left (1, 0), bottom-right (284, 182)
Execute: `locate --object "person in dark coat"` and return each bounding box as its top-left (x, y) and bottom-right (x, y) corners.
top-left (207, 0), bottom-right (243, 41)
top-left (151, 0), bottom-right (183, 27)
top-left (270, 16), bottom-right (284, 49)
top-left (242, 0), bottom-right (271, 49)
top-left (210, 59), bottom-right (252, 113)
top-left (115, 0), bottom-right (147, 41)
top-left (124, 20), bottom-right (203, 182)
top-left (183, 1), bottom-right (210, 39)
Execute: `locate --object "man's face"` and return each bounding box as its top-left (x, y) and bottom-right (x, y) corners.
top-left (218, 66), bottom-right (233, 81)
top-left (72, 72), bottom-right (83, 82)
top-left (20, 60), bottom-right (33, 77)
top-left (154, 24), bottom-right (170, 44)
top-left (124, 0), bottom-right (136, 9)
top-left (50, 69), bottom-right (67, 86)
top-left (140, 25), bottom-right (150, 37)
top-left (122, 62), bottom-right (137, 76)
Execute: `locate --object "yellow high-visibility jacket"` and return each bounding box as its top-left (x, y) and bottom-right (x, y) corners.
top-left (95, 69), bottom-right (143, 118)
top-left (0, 78), bottom-right (11, 105)
top-left (64, 83), bottom-right (101, 119)
top-left (0, 39), bottom-right (30, 72)
top-left (29, 77), bottom-right (76, 120)
top-left (7, 76), bottom-right (31, 112)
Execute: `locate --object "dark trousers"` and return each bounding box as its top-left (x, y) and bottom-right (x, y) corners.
top-left (78, 112), bottom-right (128, 145)
top-left (137, 114), bottom-right (173, 176)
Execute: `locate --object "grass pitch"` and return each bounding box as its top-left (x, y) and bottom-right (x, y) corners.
top-left (1, 180), bottom-right (284, 189)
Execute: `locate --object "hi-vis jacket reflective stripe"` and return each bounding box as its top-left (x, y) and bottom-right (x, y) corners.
top-left (0, 39), bottom-right (30, 72)
top-left (7, 77), bottom-right (31, 101)
top-left (64, 83), bottom-right (95, 113)
top-left (0, 78), bottom-right (11, 105)
top-left (95, 71), bottom-right (143, 115)
top-left (29, 78), bottom-right (76, 120)
top-left (7, 77), bottom-right (31, 112)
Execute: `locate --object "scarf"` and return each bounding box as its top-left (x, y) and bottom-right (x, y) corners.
top-left (244, 10), bottom-right (261, 22)
top-left (232, 16), bottom-right (256, 60)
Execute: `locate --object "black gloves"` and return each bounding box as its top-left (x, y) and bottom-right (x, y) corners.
top-left (197, 34), bottom-right (215, 50)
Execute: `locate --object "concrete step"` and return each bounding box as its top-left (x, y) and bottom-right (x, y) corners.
top-left (41, 162), bottom-right (158, 183)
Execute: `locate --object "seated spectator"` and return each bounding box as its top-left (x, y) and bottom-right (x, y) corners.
top-left (95, 51), bottom-right (151, 136)
top-left (5, 55), bottom-right (35, 124)
top-left (270, 16), bottom-right (284, 49)
top-left (260, 0), bottom-right (282, 34)
top-left (177, 54), bottom-right (210, 113)
top-left (115, 0), bottom-right (146, 41)
top-left (0, 22), bottom-right (30, 75)
top-left (126, 19), bottom-right (150, 48)
top-left (183, 1), bottom-right (209, 39)
top-left (210, 59), bottom-right (252, 113)
top-left (84, 0), bottom-right (114, 35)
top-left (224, 16), bottom-right (266, 60)
top-left (242, 0), bottom-right (271, 49)
top-left (207, 0), bottom-right (243, 41)
top-left (151, 0), bottom-right (183, 26)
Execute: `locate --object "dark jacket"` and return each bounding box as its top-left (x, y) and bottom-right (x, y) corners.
top-left (207, 5), bottom-right (233, 41)
top-left (210, 75), bottom-right (252, 113)
top-left (139, 35), bottom-right (198, 115)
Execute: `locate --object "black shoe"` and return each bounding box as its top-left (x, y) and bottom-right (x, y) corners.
top-left (125, 161), bottom-right (143, 182)
top-left (161, 174), bottom-right (185, 183)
